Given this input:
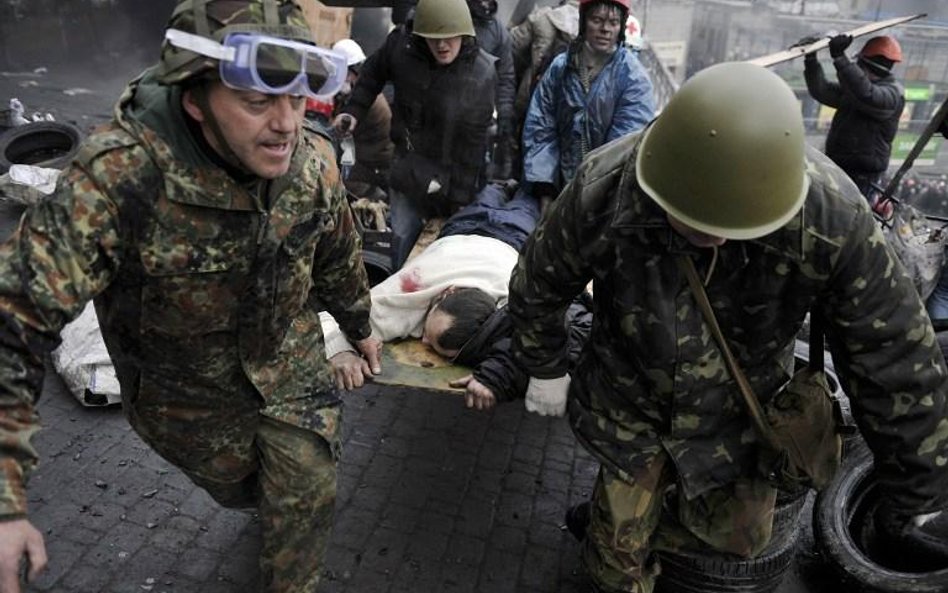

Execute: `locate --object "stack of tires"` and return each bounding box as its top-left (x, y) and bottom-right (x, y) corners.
top-left (655, 490), bottom-right (808, 593)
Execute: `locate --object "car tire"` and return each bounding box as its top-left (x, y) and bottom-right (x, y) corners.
top-left (813, 440), bottom-right (948, 592)
top-left (0, 121), bottom-right (83, 174)
top-left (361, 249), bottom-right (394, 287)
top-left (655, 491), bottom-right (807, 593)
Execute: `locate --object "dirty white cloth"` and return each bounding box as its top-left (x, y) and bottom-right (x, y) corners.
top-left (320, 234), bottom-right (518, 358)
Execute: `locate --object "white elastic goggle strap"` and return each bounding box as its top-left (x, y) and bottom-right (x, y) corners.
top-left (165, 28), bottom-right (237, 63)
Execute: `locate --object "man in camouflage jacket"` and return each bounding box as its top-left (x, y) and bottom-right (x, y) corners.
top-left (0, 2), bottom-right (378, 592)
top-left (509, 63), bottom-right (948, 592)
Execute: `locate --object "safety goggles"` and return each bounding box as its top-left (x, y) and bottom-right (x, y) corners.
top-left (165, 29), bottom-right (347, 98)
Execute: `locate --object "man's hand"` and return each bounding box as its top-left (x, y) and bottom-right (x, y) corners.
top-left (828, 34), bottom-right (852, 58)
top-left (0, 519), bottom-right (47, 593)
top-left (330, 351), bottom-right (373, 390)
top-left (524, 375), bottom-right (570, 417)
top-left (355, 337), bottom-right (382, 375)
top-left (332, 113), bottom-right (358, 135)
top-left (449, 374), bottom-right (497, 410)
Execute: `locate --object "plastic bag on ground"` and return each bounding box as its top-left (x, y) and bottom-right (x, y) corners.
top-left (51, 302), bottom-right (121, 406)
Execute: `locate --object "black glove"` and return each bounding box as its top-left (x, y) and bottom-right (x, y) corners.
top-left (790, 34), bottom-right (822, 49)
top-left (872, 502), bottom-right (948, 572)
top-left (828, 34), bottom-right (852, 58)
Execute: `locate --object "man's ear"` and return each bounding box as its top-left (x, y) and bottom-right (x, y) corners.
top-left (181, 87), bottom-right (207, 123)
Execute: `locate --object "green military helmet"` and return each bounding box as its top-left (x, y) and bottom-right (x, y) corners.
top-left (157, 0), bottom-right (314, 85)
top-left (635, 62), bottom-right (809, 240)
top-left (413, 0), bottom-right (476, 39)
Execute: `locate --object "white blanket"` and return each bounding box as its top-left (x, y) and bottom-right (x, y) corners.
top-left (321, 234), bottom-right (519, 356)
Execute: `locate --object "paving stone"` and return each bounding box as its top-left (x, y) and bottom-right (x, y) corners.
top-left (22, 362), bottom-right (823, 593)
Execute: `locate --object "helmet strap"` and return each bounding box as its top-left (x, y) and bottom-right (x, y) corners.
top-left (190, 83), bottom-right (249, 173)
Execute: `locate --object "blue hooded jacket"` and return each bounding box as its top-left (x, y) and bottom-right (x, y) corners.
top-left (522, 44), bottom-right (654, 190)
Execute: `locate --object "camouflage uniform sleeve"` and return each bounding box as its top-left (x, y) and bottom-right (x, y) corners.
top-left (309, 161), bottom-right (372, 343)
top-left (822, 201), bottom-right (948, 514)
top-left (508, 169), bottom-right (613, 379)
top-left (0, 163), bottom-right (123, 519)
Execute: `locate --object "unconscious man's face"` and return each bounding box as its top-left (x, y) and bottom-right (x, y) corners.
top-left (584, 4), bottom-right (623, 52)
top-left (183, 81), bottom-right (305, 179)
top-left (422, 304), bottom-right (460, 359)
top-left (426, 36), bottom-right (463, 65)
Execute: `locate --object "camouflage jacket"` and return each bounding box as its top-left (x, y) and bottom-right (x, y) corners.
top-left (509, 131), bottom-right (948, 513)
top-left (0, 74), bottom-right (372, 519)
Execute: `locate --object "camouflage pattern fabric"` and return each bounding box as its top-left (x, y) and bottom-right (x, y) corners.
top-left (0, 68), bottom-right (371, 593)
top-left (509, 131), bottom-right (948, 518)
top-left (178, 416), bottom-right (337, 593)
top-left (157, 0), bottom-right (316, 85)
top-left (584, 458), bottom-right (777, 593)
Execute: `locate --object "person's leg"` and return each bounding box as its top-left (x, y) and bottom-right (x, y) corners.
top-left (255, 416), bottom-right (337, 593)
top-left (652, 477), bottom-right (777, 558)
top-left (582, 457), bottom-right (672, 593)
top-left (125, 389), bottom-right (262, 507)
top-left (438, 184), bottom-right (540, 250)
top-left (388, 188), bottom-right (425, 270)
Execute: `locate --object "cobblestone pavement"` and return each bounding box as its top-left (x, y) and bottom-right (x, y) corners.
top-left (19, 366), bottom-right (827, 593)
top-left (23, 374), bottom-right (601, 593)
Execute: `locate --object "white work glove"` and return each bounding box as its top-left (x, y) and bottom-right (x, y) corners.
top-left (524, 375), bottom-right (571, 417)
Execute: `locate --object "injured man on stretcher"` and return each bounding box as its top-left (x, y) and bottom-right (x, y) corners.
top-left (319, 183), bottom-right (591, 409)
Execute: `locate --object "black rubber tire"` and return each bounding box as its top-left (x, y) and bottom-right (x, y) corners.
top-left (655, 492), bottom-right (807, 593)
top-left (813, 441), bottom-right (948, 593)
top-left (0, 121), bottom-right (83, 174)
top-left (361, 249), bottom-right (394, 287)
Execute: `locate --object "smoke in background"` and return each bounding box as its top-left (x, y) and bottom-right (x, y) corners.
top-left (0, 0), bottom-right (176, 74)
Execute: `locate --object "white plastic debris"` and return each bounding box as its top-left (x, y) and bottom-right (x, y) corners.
top-left (63, 87), bottom-right (93, 96)
top-left (8, 97), bottom-right (29, 126)
top-left (8, 164), bottom-right (61, 195)
top-left (51, 302), bottom-right (122, 407)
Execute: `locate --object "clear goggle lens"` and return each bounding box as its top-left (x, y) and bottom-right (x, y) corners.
top-left (164, 29), bottom-right (347, 98)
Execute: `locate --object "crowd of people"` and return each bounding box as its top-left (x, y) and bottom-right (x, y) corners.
top-left (0, 1), bottom-right (947, 593)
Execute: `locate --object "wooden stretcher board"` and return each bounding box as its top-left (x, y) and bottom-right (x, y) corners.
top-left (746, 14), bottom-right (925, 68)
top-left (372, 339), bottom-right (469, 394)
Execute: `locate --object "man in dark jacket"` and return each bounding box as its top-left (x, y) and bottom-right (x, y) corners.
top-left (804, 34), bottom-right (905, 200)
top-left (330, 38), bottom-right (394, 197)
top-left (333, 0), bottom-right (497, 270)
top-left (467, 0), bottom-right (516, 180)
top-left (509, 62), bottom-right (948, 593)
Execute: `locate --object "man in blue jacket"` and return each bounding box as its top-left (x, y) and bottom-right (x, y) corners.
top-left (521, 0), bottom-right (654, 211)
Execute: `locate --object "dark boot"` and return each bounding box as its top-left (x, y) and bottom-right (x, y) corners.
top-left (565, 501), bottom-right (591, 542)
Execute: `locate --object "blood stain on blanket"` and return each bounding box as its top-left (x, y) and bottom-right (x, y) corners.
top-left (400, 268), bottom-right (423, 293)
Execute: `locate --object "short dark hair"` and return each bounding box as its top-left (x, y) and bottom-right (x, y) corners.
top-left (435, 287), bottom-right (497, 351)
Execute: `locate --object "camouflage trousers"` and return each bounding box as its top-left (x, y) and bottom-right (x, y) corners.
top-left (128, 403), bottom-right (336, 593)
top-left (583, 452), bottom-right (777, 593)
